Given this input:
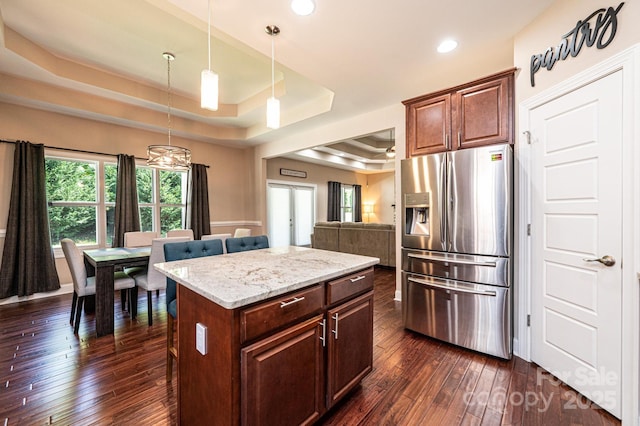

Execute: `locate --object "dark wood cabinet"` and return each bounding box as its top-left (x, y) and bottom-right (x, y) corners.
top-left (241, 314), bottom-right (325, 426)
top-left (406, 93), bottom-right (452, 156)
top-left (326, 292), bottom-right (374, 408)
top-left (404, 69), bottom-right (514, 157)
top-left (177, 267), bottom-right (375, 425)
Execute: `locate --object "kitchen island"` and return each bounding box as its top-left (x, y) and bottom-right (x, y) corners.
top-left (154, 246), bottom-right (379, 425)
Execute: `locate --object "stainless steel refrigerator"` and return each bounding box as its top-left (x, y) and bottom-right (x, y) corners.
top-left (401, 144), bottom-right (513, 359)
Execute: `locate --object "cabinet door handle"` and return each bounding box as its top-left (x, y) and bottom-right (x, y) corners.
top-left (457, 131), bottom-right (461, 148)
top-left (349, 275), bottom-right (366, 283)
top-left (332, 313), bottom-right (339, 339)
top-left (445, 134), bottom-right (450, 150)
top-left (280, 296), bottom-right (305, 308)
top-left (319, 319), bottom-right (326, 347)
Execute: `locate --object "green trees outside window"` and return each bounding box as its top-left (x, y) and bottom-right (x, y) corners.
top-left (46, 155), bottom-right (186, 248)
top-left (341, 185), bottom-right (354, 222)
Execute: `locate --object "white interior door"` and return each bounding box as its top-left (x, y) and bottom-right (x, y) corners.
top-left (530, 71), bottom-right (623, 418)
top-left (267, 182), bottom-right (315, 247)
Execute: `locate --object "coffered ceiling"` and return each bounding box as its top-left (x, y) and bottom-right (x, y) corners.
top-left (0, 0), bottom-right (555, 170)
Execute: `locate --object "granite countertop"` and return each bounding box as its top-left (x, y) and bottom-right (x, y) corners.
top-left (154, 246), bottom-right (379, 309)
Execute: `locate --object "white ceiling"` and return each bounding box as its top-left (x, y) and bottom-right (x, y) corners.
top-left (0, 0), bottom-right (555, 169)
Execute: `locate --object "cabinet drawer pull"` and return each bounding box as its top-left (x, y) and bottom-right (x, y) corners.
top-left (280, 296), bottom-right (305, 308)
top-left (332, 313), bottom-right (339, 339)
top-left (349, 275), bottom-right (366, 283)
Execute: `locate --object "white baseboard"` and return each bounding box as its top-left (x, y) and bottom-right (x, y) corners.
top-left (0, 282), bottom-right (73, 305)
top-left (394, 289), bottom-right (402, 301)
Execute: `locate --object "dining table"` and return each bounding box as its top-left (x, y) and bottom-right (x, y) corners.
top-left (83, 246), bottom-right (151, 337)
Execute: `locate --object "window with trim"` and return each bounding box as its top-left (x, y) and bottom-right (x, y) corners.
top-left (341, 185), bottom-right (354, 222)
top-left (46, 153), bottom-right (187, 248)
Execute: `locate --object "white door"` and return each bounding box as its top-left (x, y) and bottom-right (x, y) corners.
top-left (267, 183), bottom-right (315, 247)
top-left (530, 71), bottom-right (623, 417)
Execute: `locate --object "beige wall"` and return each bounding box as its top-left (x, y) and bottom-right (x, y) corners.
top-left (514, 0), bottom-right (638, 103)
top-left (266, 157), bottom-right (395, 224)
top-left (0, 101), bottom-right (257, 285)
top-left (362, 172), bottom-right (396, 224)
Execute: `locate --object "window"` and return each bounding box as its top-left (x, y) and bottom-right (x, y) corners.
top-left (46, 157), bottom-right (99, 246)
top-left (341, 185), bottom-right (354, 222)
top-left (46, 152), bottom-right (187, 248)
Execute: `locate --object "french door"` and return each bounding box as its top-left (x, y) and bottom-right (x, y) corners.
top-left (267, 182), bottom-right (315, 247)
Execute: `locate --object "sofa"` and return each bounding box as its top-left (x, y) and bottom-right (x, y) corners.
top-left (311, 222), bottom-right (396, 267)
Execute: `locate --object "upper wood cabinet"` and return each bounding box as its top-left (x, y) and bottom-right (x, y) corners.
top-left (404, 69), bottom-right (515, 157)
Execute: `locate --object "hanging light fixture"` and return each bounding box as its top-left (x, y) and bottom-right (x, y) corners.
top-left (201, 0), bottom-right (218, 111)
top-left (265, 25), bottom-right (280, 130)
top-left (385, 129), bottom-right (396, 158)
top-left (291, 0), bottom-right (315, 16)
top-left (147, 52), bottom-right (192, 171)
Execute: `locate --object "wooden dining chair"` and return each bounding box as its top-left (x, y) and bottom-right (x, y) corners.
top-left (163, 239), bottom-right (224, 382)
top-left (61, 238), bottom-right (136, 334)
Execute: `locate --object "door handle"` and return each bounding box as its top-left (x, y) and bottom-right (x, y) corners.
top-left (583, 255), bottom-right (616, 267)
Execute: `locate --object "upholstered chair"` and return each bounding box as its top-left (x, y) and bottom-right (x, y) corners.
top-left (61, 238), bottom-right (136, 334)
top-left (123, 231), bottom-right (159, 247)
top-left (163, 239), bottom-right (224, 381)
top-left (225, 235), bottom-right (270, 254)
top-left (166, 229), bottom-right (194, 240)
top-left (131, 236), bottom-right (190, 326)
top-left (233, 228), bottom-right (251, 237)
top-left (201, 233), bottom-right (232, 253)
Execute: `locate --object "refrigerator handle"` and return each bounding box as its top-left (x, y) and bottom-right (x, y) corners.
top-left (445, 154), bottom-right (453, 251)
top-left (408, 276), bottom-right (497, 297)
top-left (440, 154), bottom-right (447, 249)
top-left (408, 253), bottom-right (497, 267)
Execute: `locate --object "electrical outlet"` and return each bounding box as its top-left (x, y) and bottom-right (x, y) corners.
top-left (196, 323), bottom-right (207, 355)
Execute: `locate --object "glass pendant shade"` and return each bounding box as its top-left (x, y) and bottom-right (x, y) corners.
top-left (147, 145), bottom-right (191, 171)
top-left (291, 0), bottom-right (315, 16)
top-left (201, 69), bottom-right (219, 111)
top-left (266, 96), bottom-right (280, 129)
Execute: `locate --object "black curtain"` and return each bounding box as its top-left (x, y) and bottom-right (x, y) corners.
top-left (0, 141), bottom-right (60, 298)
top-left (327, 181), bottom-right (341, 221)
top-left (187, 163), bottom-right (210, 240)
top-left (112, 154), bottom-right (140, 247)
top-left (353, 184), bottom-right (362, 222)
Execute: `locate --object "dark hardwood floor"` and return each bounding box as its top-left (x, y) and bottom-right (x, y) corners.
top-left (0, 268), bottom-right (620, 425)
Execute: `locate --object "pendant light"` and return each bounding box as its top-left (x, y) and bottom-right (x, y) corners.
top-left (265, 25), bottom-right (280, 130)
top-left (147, 53), bottom-right (192, 171)
top-left (201, 0), bottom-right (219, 111)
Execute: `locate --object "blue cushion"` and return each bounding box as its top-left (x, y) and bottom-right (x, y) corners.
top-left (163, 239), bottom-right (224, 315)
top-left (167, 299), bottom-right (177, 319)
top-left (225, 235), bottom-right (270, 254)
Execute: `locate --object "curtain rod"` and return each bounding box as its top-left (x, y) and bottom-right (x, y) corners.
top-left (0, 139), bottom-right (209, 168)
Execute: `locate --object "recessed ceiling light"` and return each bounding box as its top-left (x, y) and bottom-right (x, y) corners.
top-left (291, 0), bottom-right (315, 16)
top-left (437, 39), bottom-right (458, 53)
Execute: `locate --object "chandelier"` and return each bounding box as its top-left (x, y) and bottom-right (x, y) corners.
top-left (147, 52), bottom-right (192, 171)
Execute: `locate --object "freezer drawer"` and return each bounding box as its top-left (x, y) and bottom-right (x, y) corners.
top-left (402, 272), bottom-right (512, 359)
top-left (402, 248), bottom-right (510, 287)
